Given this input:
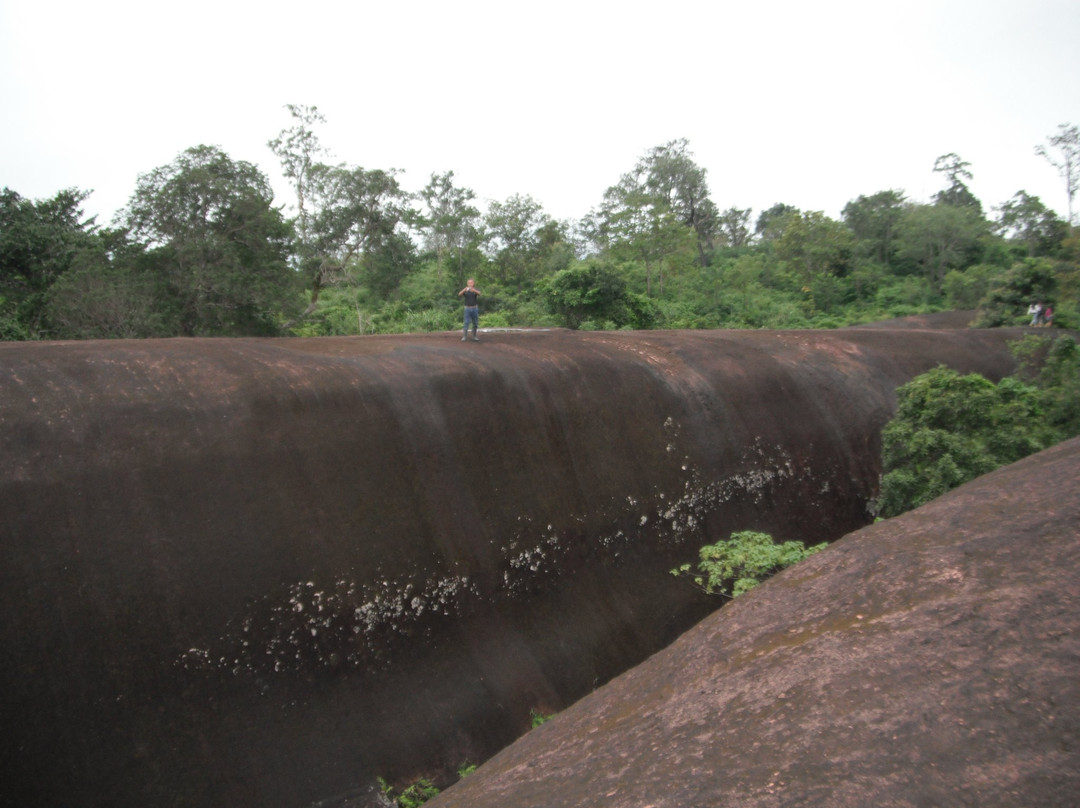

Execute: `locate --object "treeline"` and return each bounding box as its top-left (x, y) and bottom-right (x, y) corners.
top-left (2, 109), bottom-right (1078, 341)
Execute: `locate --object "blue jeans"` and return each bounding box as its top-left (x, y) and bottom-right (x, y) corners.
top-left (463, 306), bottom-right (478, 335)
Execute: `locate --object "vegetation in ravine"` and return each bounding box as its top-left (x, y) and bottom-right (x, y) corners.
top-left (670, 530), bottom-right (826, 599)
top-left (3, 114), bottom-right (1079, 340)
top-left (876, 335), bottom-right (1080, 517)
top-left (378, 776), bottom-right (440, 808)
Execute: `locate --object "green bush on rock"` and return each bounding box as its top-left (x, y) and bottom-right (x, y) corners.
top-left (876, 337), bottom-right (1080, 518)
top-left (670, 531), bottom-right (826, 598)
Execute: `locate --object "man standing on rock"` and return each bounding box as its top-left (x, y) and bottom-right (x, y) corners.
top-left (458, 278), bottom-right (481, 341)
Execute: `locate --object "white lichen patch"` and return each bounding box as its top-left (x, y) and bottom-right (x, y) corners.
top-left (177, 572), bottom-right (480, 678)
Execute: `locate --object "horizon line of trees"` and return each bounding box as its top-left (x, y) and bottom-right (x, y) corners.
top-left (3, 110), bottom-right (1079, 341)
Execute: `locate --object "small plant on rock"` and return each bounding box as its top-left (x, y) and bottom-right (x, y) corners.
top-left (530, 708), bottom-right (554, 728)
top-left (378, 776), bottom-right (439, 808)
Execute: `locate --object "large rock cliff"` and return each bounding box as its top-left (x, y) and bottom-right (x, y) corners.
top-left (0, 325), bottom-right (1026, 806)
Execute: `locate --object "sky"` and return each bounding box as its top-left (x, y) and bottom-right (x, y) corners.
top-left (2, 0), bottom-right (1079, 230)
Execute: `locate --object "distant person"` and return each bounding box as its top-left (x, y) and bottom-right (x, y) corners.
top-left (1042, 304), bottom-right (1054, 327)
top-left (458, 278), bottom-right (481, 341)
top-left (1029, 302), bottom-right (1042, 326)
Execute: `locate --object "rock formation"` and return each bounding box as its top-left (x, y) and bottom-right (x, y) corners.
top-left (429, 436), bottom-right (1080, 808)
top-left (0, 325), bottom-right (1027, 806)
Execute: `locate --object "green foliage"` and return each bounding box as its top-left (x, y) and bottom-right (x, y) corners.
top-left (877, 345), bottom-right (1080, 517)
top-left (378, 777), bottom-right (440, 808)
top-left (0, 187), bottom-right (97, 338)
top-left (670, 531), bottom-right (826, 599)
top-left (895, 203), bottom-right (989, 289)
top-left (45, 251), bottom-right (163, 339)
top-left (530, 709), bottom-right (554, 728)
top-left (1011, 334), bottom-right (1080, 435)
top-left (541, 259), bottom-right (656, 329)
top-left (942, 263), bottom-right (997, 310)
top-left (973, 258), bottom-right (1057, 327)
top-left (122, 145), bottom-right (299, 336)
top-left (6, 128), bottom-right (1080, 340)
top-left (774, 210), bottom-right (854, 285)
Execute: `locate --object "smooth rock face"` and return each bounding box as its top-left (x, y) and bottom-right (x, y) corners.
top-left (429, 437), bottom-right (1080, 808)
top-left (0, 326), bottom-right (1025, 807)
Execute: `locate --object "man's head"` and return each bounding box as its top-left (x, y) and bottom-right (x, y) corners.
top-left (466, 279), bottom-right (475, 287)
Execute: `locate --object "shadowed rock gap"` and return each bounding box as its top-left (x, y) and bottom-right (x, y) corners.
top-left (429, 436), bottom-right (1080, 808)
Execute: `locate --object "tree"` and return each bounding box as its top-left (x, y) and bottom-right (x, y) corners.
top-left (417, 171), bottom-right (479, 280)
top-left (895, 203), bottom-right (987, 290)
top-left (0, 187), bottom-right (96, 338)
top-left (994, 191), bottom-right (1068, 257)
top-left (842, 189), bottom-right (906, 269)
top-left (305, 163), bottom-right (410, 307)
top-left (122, 145), bottom-right (298, 336)
top-left (1036, 123), bottom-right (1080, 226)
top-left (774, 210), bottom-right (853, 286)
top-left (268, 103), bottom-right (326, 253)
top-left (591, 170), bottom-right (695, 297)
top-left (269, 105), bottom-right (412, 315)
top-left (638, 139), bottom-right (719, 266)
top-left (717, 206), bottom-right (753, 248)
top-left (754, 203), bottom-right (799, 242)
top-left (932, 152), bottom-right (982, 214)
top-left (483, 194), bottom-right (551, 290)
top-left (540, 259), bottom-right (654, 329)
top-left (44, 228), bottom-right (163, 339)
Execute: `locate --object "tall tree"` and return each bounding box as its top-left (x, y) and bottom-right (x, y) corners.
top-left (842, 189), bottom-right (906, 268)
top-left (717, 207), bottom-right (753, 248)
top-left (483, 194), bottom-right (551, 290)
top-left (305, 163), bottom-right (409, 304)
top-left (591, 172), bottom-right (694, 298)
top-left (932, 153), bottom-right (982, 214)
top-left (418, 171), bottom-right (480, 280)
top-left (638, 139), bottom-right (719, 266)
top-left (268, 104), bottom-right (326, 251)
top-left (1036, 123), bottom-right (1080, 226)
top-left (123, 145), bottom-right (297, 336)
top-left (994, 191), bottom-right (1068, 257)
top-left (268, 104), bottom-right (412, 314)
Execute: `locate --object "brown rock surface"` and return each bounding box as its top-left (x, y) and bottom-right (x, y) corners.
top-left (0, 327), bottom-right (1032, 806)
top-left (429, 437), bottom-right (1080, 808)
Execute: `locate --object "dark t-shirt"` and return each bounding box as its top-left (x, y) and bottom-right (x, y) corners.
top-left (463, 290), bottom-right (479, 307)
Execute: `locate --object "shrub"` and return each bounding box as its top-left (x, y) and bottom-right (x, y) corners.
top-left (670, 530), bottom-right (826, 598)
top-left (378, 777), bottom-right (439, 808)
top-left (876, 359), bottom-right (1069, 517)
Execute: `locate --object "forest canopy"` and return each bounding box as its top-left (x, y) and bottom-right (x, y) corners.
top-left (3, 112), bottom-right (1078, 341)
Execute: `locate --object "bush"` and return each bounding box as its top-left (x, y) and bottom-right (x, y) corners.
top-left (379, 777), bottom-right (439, 808)
top-left (973, 258), bottom-right (1057, 327)
top-left (670, 530), bottom-right (826, 598)
top-left (876, 359), bottom-right (1069, 517)
top-left (541, 260), bottom-right (654, 329)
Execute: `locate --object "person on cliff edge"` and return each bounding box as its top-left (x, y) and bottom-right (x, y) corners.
top-left (458, 278), bottom-right (481, 341)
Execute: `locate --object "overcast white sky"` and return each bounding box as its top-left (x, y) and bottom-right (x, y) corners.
top-left (2, 0), bottom-right (1078, 229)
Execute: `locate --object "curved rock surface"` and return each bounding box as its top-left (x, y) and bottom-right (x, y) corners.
top-left (429, 437), bottom-right (1080, 808)
top-left (0, 326), bottom-right (1027, 807)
